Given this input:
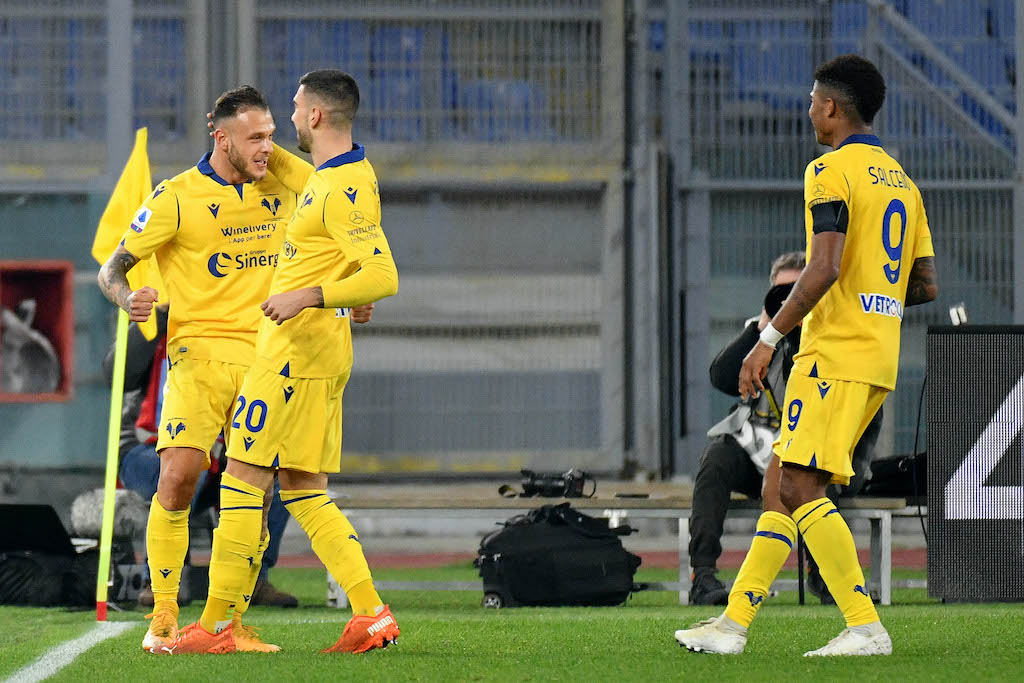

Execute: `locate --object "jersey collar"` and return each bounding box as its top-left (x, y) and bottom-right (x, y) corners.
top-left (836, 133), bottom-right (881, 150)
top-left (197, 152), bottom-right (249, 199)
top-left (316, 143), bottom-right (366, 171)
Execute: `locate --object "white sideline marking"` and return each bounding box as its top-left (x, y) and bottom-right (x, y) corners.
top-left (3, 613), bottom-right (356, 681)
top-left (5, 621), bottom-right (135, 683)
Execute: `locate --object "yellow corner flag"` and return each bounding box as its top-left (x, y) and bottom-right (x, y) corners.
top-left (93, 128), bottom-right (162, 620)
top-left (92, 127), bottom-right (167, 340)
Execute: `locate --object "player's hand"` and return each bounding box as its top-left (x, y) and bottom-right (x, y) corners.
top-left (738, 341), bottom-right (774, 400)
top-left (261, 289), bottom-right (316, 325)
top-left (207, 112), bottom-right (214, 137)
top-left (351, 303), bottom-right (374, 324)
top-left (126, 286), bottom-right (158, 322)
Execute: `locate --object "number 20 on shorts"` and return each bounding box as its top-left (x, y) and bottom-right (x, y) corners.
top-left (232, 395), bottom-right (268, 433)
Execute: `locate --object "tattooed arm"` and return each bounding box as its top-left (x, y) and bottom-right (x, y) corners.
top-left (905, 256), bottom-right (938, 306)
top-left (738, 230), bottom-right (844, 399)
top-left (768, 230), bottom-right (845, 335)
top-left (97, 245), bottom-right (159, 322)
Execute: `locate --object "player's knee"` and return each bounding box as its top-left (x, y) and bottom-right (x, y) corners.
top-left (760, 486), bottom-right (788, 515)
top-left (778, 469), bottom-right (810, 514)
top-left (156, 449), bottom-right (204, 510)
top-left (156, 478), bottom-right (194, 510)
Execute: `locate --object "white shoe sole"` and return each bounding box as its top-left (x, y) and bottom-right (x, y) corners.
top-left (674, 630), bottom-right (745, 655)
top-left (142, 631), bottom-right (174, 654)
top-left (804, 632), bottom-right (892, 657)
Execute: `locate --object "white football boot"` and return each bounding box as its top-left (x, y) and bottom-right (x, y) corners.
top-left (804, 623), bottom-right (892, 657)
top-left (674, 615), bottom-right (747, 655)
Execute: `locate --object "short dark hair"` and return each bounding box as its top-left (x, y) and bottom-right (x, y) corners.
top-left (813, 54), bottom-right (886, 125)
top-left (770, 251), bottom-right (806, 284)
top-left (299, 69), bottom-right (360, 127)
top-left (212, 85), bottom-right (269, 125)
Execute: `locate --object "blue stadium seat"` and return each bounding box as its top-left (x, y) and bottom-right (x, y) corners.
top-left (905, 0), bottom-right (984, 38)
top-left (133, 18), bottom-right (187, 141)
top-left (439, 29), bottom-right (550, 142)
top-left (831, 1), bottom-right (866, 56)
top-left (367, 26), bottom-right (424, 141)
top-left (451, 78), bottom-right (548, 142)
top-left (648, 19), bottom-right (664, 53)
top-left (259, 19), bottom-right (372, 133)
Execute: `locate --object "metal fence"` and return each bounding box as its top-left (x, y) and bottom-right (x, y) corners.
top-left (255, 0), bottom-right (603, 143)
top-left (657, 0), bottom-right (1022, 471)
top-left (0, 0), bottom-right (624, 476)
top-left (0, 0), bottom-right (1020, 478)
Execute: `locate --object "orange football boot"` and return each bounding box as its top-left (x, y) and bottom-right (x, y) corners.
top-left (157, 622), bottom-right (237, 655)
top-left (322, 606), bottom-right (400, 654)
top-left (232, 614), bottom-right (281, 653)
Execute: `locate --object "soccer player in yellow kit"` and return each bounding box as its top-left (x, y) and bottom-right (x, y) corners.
top-left (675, 55), bottom-right (938, 656)
top-left (98, 86), bottom-right (296, 654)
top-left (165, 69), bottom-right (400, 655)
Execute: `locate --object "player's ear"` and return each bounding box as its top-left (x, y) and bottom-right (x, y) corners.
top-left (310, 106), bottom-right (323, 129)
top-left (825, 97), bottom-right (838, 119)
top-left (212, 127), bottom-right (228, 149)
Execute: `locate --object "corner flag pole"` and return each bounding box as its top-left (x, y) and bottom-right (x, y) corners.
top-left (92, 128), bottom-right (156, 621)
top-left (96, 308), bottom-right (129, 621)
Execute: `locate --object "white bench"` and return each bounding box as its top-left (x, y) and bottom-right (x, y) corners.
top-left (324, 495), bottom-right (908, 607)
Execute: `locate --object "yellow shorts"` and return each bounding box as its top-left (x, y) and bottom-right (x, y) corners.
top-left (156, 358), bottom-right (248, 466)
top-left (225, 365), bottom-right (350, 474)
top-left (774, 372), bottom-right (888, 486)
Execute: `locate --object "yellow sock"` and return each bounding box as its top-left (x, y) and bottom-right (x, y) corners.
top-left (281, 489), bottom-right (380, 616)
top-left (152, 599), bottom-right (178, 620)
top-left (347, 579), bottom-right (383, 617)
top-left (794, 498), bottom-right (879, 627)
top-left (723, 511), bottom-right (796, 628)
top-left (234, 532), bottom-right (270, 618)
top-left (146, 494), bottom-right (189, 605)
top-left (200, 474), bottom-right (264, 633)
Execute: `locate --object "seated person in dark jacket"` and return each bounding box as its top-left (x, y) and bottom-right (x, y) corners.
top-left (689, 251), bottom-right (882, 605)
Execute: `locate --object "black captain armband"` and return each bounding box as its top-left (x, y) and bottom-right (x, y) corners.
top-left (810, 199), bottom-right (848, 234)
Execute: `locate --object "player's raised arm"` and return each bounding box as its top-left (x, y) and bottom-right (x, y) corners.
top-left (209, 110), bottom-right (313, 194)
top-left (268, 142), bottom-right (315, 195)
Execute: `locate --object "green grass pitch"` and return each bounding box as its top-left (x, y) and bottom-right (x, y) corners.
top-left (1, 565), bottom-right (1020, 682)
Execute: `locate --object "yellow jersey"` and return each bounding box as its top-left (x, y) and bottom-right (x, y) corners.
top-left (255, 144), bottom-right (398, 379)
top-left (120, 153), bottom-right (294, 364)
top-left (794, 134), bottom-right (934, 390)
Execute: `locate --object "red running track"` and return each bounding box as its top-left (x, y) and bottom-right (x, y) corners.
top-left (271, 548), bottom-right (926, 570)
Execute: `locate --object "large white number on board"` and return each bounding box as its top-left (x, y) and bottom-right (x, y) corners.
top-left (945, 374), bottom-right (1024, 520)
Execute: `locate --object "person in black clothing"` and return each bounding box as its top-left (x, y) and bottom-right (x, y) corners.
top-left (689, 252), bottom-right (882, 605)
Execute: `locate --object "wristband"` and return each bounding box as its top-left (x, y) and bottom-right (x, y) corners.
top-left (759, 322), bottom-right (784, 350)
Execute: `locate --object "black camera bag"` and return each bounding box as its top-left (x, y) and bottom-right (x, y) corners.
top-left (475, 503), bottom-right (641, 607)
top-left (0, 550), bottom-right (97, 607)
